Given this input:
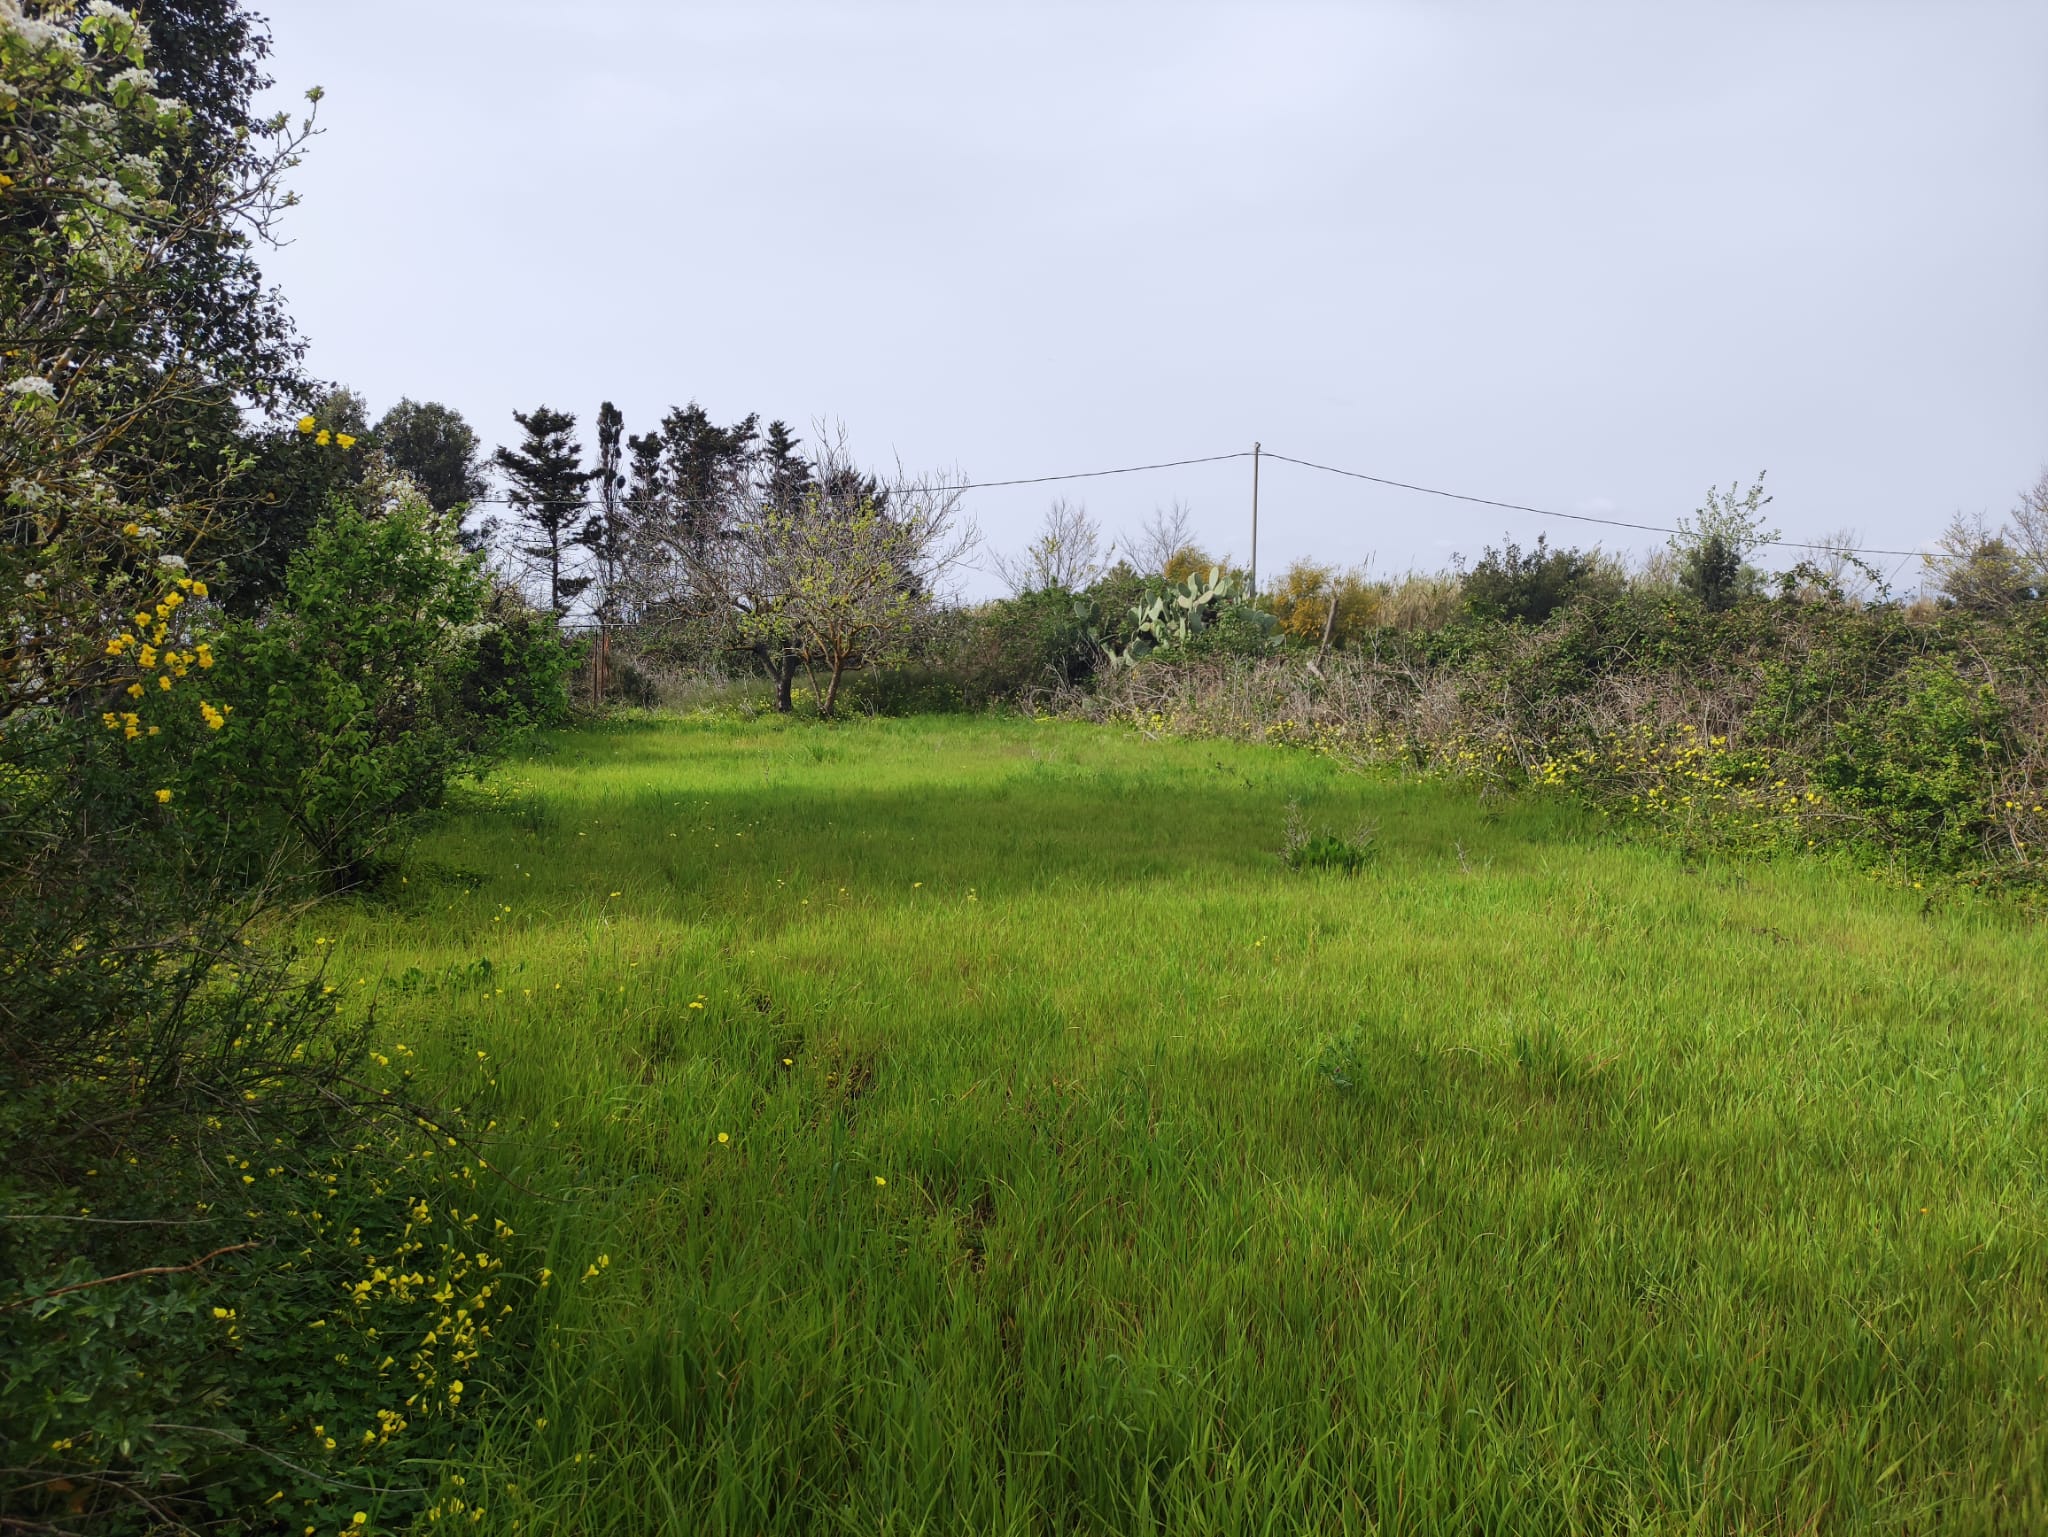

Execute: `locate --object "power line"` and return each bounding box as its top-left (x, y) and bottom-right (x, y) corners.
top-left (938, 449), bottom-right (1256, 491)
top-left (1260, 451), bottom-right (1943, 561)
top-left (462, 450), bottom-right (1255, 508)
top-left (463, 437), bottom-right (1955, 564)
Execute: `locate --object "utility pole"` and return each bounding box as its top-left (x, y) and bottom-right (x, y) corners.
top-left (1250, 441), bottom-right (1262, 598)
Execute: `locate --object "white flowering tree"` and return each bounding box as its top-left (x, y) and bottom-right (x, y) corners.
top-left (1, 0), bottom-right (317, 722)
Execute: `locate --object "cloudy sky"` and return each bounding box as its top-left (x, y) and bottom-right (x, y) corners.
top-left (257, 2), bottom-right (2048, 594)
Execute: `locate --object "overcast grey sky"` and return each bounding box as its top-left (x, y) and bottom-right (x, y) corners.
top-left (257, 2), bottom-right (2048, 594)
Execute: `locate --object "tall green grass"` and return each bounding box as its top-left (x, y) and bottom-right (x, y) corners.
top-left (319, 713), bottom-right (2048, 1534)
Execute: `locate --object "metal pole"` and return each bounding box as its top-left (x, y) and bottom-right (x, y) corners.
top-left (1250, 441), bottom-right (1261, 597)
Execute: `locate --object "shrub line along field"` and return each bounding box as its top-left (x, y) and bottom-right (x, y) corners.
top-left (324, 712), bottom-right (2047, 1534)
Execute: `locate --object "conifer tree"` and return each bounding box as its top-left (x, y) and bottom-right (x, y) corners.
top-left (761, 419), bottom-right (812, 514)
top-left (658, 403), bottom-right (760, 540)
top-left (588, 402), bottom-right (628, 610)
top-left (585, 402), bottom-right (630, 699)
top-left (494, 406), bottom-right (596, 616)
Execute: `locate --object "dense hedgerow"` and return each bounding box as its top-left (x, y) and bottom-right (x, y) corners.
top-left (1066, 590), bottom-right (2048, 887)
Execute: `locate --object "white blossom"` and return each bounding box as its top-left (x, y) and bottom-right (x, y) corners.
top-left (7, 376), bottom-right (56, 400)
top-left (88, 176), bottom-right (134, 213)
top-left (14, 20), bottom-right (83, 55)
top-left (155, 553), bottom-right (187, 571)
top-left (0, 3), bottom-right (73, 51)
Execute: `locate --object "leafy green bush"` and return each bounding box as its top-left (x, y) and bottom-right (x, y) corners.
top-left (188, 487), bottom-right (569, 888)
top-left (1670, 477), bottom-right (1778, 611)
top-left (0, 10), bottom-right (557, 1529)
top-left (836, 664), bottom-right (970, 716)
top-left (1818, 659), bottom-right (2010, 867)
top-left (2, 1077), bottom-right (538, 1534)
top-left (1168, 598), bottom-right (1282, 662)
top-left (943, 586), bottom-right (1103, 705)
top-left (453, 595), bottom-right (579, 736)
top-left (1459, 534), bottom-right (1606, 624)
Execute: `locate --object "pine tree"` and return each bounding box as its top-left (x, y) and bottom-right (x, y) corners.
top-left (761, 419), bottom-right (812, 514)
top-left (585, 402), bottom-right (629, 700)
top-left (588, 402), bottom-right (628, 612)
top-left (658, 403), bottom-right (760, 541)
top-left (494, 407), bottom-right (596, 617)
top-left (625, 432), bottom-right (664, 512)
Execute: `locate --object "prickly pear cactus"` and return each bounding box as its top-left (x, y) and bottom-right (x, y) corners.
top-left (1103, 567), bottom-right (1271, 668)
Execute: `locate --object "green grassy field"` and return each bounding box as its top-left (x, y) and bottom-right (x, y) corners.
top-left (323, 713), bottom-right (2048, 1534)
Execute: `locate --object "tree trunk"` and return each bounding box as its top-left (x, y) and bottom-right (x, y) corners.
top-left (822, 654), bottom-right (846, 717)
top-left (775, 653), bottom-right (796, 713)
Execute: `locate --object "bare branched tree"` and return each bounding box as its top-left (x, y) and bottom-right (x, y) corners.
top-left (2011, 468), bottom-right (2048, 582)
top-left (989, 498), bottom-right (1107, 593)
top-left (1130, 500), bottom-right (1198, 575)
top-left (1811, 528), bottom-right (1858, 587)
top-left (1791, 527), bottom-right (1884, 604)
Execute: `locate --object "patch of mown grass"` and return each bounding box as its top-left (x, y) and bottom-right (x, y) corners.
top-left (314, 713), bottom-right (2048, 1534)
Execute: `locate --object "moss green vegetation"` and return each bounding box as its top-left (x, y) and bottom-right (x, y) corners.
top-left (329, 713), bottom-right (2048, 1534)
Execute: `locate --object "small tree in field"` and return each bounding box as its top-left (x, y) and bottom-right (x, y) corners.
top-left (494, 405), bottom-right (595, 616)
top-left (739, 444), bottom-right (974, 717)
